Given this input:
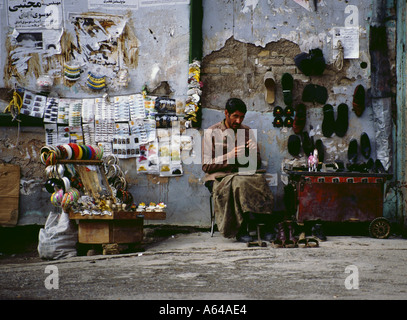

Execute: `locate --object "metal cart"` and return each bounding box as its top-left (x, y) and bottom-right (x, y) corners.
top-left (286, 171), bottom-right (392, 239)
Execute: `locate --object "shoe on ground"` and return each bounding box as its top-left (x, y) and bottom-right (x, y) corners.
top-left (312, 223), bottom-right (327, 241)
top-left (236, 234), bottom-right (253, 243)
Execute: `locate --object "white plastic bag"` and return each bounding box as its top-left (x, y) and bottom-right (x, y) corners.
top-left (38, 211), bottom-right (78, 260)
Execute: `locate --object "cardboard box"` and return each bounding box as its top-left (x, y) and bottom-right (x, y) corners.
top-left (0, 164), bottom-right (20, 226)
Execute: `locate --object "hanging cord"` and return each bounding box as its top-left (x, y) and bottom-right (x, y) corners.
top-left (3, 90), bottom-right (23, 144)
top-left (334, 40), bottom-right (344, 71)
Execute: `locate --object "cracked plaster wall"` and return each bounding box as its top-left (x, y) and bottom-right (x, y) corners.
top-left (0, 0), bottom-right (398, 227)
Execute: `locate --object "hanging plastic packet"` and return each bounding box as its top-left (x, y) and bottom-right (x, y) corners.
top-left (64, 62), bottom-right (81, 81)
top-left (87, 71), bottom-right (106, 90)
top-left (36, 75), bottom-right (54, 92)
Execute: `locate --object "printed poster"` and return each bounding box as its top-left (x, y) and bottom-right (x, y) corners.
top-left (88, 0), bottom-right (189, 10)
top-left (332, 27), bottom-right (360, 59)
top-left (7, 0), bottom-right (63, 29)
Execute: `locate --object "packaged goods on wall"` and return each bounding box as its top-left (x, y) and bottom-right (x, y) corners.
top-left (11, 85), bottom-right (192, 177)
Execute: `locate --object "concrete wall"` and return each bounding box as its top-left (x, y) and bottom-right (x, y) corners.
top-left (0, 0), bottom-right (400, 227)
top-left (396, 0), bottom-right (407, 230)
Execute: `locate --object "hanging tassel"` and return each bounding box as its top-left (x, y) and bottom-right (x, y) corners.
top-left (334, 40), bottom-right (344, 71)
top-left (4, 90), bottom-right (23, 122)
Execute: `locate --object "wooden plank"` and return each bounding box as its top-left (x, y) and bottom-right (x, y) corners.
top-left (141, 211), bottom-right (166, 220)
top-left (0, 163), bottom-right (20, 226)
top-left (114, 211), bottom-right (145, 220)
top-left (78, 221), bottom-right (112, 244)
top-left (69, 210), bottom-right (146, 220)
top-left (69, 211), bottom-right (114, 220)
top-left (112, 220), bottom-right (143, 243)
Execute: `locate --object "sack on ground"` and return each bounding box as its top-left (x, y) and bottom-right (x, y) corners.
top-left (38, 211), bottom-right (78, 260)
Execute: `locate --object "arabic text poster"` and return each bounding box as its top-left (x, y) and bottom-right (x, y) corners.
top-left (7, 0), bottom-right (63, 29)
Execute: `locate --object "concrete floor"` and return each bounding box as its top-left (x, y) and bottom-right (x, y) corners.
top-left (1, 230), bottom-right (407, 301)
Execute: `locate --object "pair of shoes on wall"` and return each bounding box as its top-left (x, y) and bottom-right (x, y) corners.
top-left (287, 132), bottom-right (314, 157)
top-left (287, 132), bottom-right (324, 161)
top-left (348, 132), bottom-right (372, 164)
top-left (322, 103), bottom-right (349, 138)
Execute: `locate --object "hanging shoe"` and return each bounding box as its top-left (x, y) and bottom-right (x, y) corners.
top-left (293, 103), bottom-right (307, 134)
top-left (347, 139), bottom-right (358, 164)
top-left (302, 84), bottom-right (328, 104)
top-left (335, 160), bottom-right (345, 172)
top-left (374, 159), bottom-right (386, 173)
top-left (264, 71), bottom-right (276, 104)
top-left (281, 73), bottom-right (294, 106)
top-left (334, 103), bottom-right (349, 137)
top-left (273, 115), bottom-right (283, 128)
top-left (360, 132), bottom-right (371, 159)
top-left (322, 104), bottom-right (335, 138)
top-left (287, 134), bottom-right (301, 157)
top-left (294, 52), bottom-right (312, 76)
top-left (314, 85), bottom-right (328, 104)
top-left (302, 84), bottom-right (315, 103)
top-left (315, 139), bottom-right (324, 163)
top-left (366, 158), bottom-right (375, 173)
top-left (273, 106), bottom-right (284, 117)
top-left (353, 85), bottom-right (365, 117)
top-left (284, 106), bottom-right (294, 117)
top-left (309, 48), bottom-right (326, 76)
top-left (284, 116), bottom-right (294, 128)
top-left (302, 131), bottom-right (314, 157)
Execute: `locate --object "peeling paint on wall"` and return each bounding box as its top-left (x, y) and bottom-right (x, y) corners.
top-left (19, 179), bottom-right (42, 196)
top-left (241, 0), bottom-right (259, 14)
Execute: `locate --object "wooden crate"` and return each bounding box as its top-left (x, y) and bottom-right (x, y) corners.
top-left (141, 211), bottom-right (166, 220)
top-left (0, 163), bottom-right (20, 226)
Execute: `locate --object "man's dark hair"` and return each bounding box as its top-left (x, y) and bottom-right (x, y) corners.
top-left (225, 98), bottom-right (247, 114)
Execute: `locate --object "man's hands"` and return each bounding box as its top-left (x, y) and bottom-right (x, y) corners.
top-left (227, 139), bottom-right (256, 160)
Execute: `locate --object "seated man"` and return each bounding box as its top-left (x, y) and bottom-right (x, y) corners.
top-left (202, 98), bottom-right (274, 242)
